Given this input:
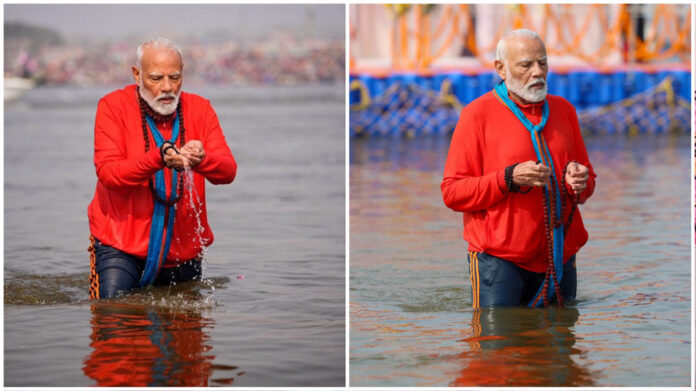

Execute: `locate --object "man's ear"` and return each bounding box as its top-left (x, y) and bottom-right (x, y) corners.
top-left (494, 60), bottom-right (506, 82)
top-left (131, 65), bottom-right (141, 85)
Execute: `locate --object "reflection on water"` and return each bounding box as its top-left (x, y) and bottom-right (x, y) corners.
top-left (83, 302), bottom-right (218, 387)
top-left (350, 134), bottom-right (691, 387)
top-left (453, 308), bottom-right (594, 387)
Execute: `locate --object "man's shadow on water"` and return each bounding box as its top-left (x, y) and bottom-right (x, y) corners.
top-left (451, 306), bottom-right (597, 387)
top-left (82, 283), bottom-right (243, 386)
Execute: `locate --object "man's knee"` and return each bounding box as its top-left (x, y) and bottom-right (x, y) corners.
top-left (96, 263), bottom-right (140, 299)
top-left (92, 241), bottom-right (143, 299)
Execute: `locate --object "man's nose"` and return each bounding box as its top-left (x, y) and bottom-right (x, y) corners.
top-left (161, 77), bottom-right (172, 92)
top-left (531, 62), bottom-right (545, 78)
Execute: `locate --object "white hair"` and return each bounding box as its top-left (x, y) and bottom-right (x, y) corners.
top-left (495, 29), bottom-right (544, 63)
top-left (135, 37), bottom-right (183, 68)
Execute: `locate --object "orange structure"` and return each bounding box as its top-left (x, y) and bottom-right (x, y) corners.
top-left (350, 4), bottom-right (690, 71)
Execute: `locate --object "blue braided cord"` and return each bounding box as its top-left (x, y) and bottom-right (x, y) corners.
top-left (139, 114), bottom-right (180, 287)
top-left (492, 82), bottom-right (564, 307)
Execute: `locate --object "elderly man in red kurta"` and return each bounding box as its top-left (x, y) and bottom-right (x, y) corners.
top-left (87, 37), bottom-right (237, 299)
top-left (441, 29), bottom-right (596, 308)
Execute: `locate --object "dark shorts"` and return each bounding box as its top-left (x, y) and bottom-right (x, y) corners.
top-left (468, 251), bottom-right (577, 307)
top-left (89, 237), bottom-right (202, 300)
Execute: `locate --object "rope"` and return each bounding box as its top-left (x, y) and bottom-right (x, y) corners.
top-left (88, 235), bottom-right (99, 300)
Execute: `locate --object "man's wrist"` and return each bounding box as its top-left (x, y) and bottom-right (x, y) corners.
top-left (160, 142), bottom-right (177, 168)
top-left (505, 163), bottom-right (531, 194)
top-left (505, 163), bottom-right (520, 193)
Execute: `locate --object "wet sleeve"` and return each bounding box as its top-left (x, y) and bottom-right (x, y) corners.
top-left (93, 98), bottom-right (163, 194)
top-left (441, 107), bottom-right (508, 212)
top-left (565, 105), bottom-right (596, 204)
top-left (192, 101), bottom-right (237, 185)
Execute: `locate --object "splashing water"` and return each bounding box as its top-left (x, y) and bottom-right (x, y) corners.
top-left (182, 168), bottom-right (209, 248)
top-left (178, 168), bottom-right (244, 287)
top-left (181, 168), bottom-right (211, 278)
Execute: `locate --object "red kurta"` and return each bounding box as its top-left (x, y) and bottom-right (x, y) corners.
top-left (441, 91), bottom-right (596, 273)
top-left (88, 85), bottom-right (237, 267)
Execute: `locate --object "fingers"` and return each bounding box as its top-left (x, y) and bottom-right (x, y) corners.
top-left (163, 146), bottom-right (191, 169)
top-left (179, 149), bottom-right (203, 166)
top-left (164, 154), bottom-right (190, 170)
top-left (513, 160), bottom-right (551, 187)
top-left (568, 162), bottom-right (588, 176)
top-left (511, 161), bottom-right (589, 194)
top-left (565, 162), bottom-right (589, 195)
top-left (162, 141), bottom-right (205, 169)
top-left (180, 140), bottom-right (205, 167)
top-left (180, 152), bottom-right (202, 166)
top-left (183, 140), bottom-right (204, 154)
top-left (570, 182), bottom-right (586, 195)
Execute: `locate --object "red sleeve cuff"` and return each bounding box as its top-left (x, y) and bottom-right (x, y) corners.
top-left (497, 169), bottom-right (508, 193)
top-left (147, 147), bottom-right (164, 170)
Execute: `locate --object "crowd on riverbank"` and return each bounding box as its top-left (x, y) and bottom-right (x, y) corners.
top-left (5, 37), bottom-right (344, 86)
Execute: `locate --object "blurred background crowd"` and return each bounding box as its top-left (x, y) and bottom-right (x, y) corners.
top-left (5, 27), bottom-right (344, 87)
top-left (5, 4), bottom-right (345, 87)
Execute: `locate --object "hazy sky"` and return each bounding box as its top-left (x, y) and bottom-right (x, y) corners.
top-left (5, 4), bottom-right (345, 42)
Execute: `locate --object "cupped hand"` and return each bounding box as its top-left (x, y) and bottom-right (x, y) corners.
top-left (163, 145), bottom-right (191, 170)
top-left (180, 140), bottom-right (205, 167)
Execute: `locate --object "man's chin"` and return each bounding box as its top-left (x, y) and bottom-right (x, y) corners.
top-left (154, 106), bottom-right (177, 115)
top-left (150, 100), bottom-right (178, 115)
top-left (524, 89), bottom-right (547, 103)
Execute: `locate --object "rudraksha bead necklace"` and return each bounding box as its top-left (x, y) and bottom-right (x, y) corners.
top-left (138, 88), bottom-right (187, 207)
top-left (531, 160), bottom-right (582, 308)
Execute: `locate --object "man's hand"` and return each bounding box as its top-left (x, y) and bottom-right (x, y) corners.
top-left (180, 140), bottom-right (205, 167)
top-left (513, 160), bottom-right (551, 187)
top-left (162, 145), bottom-right (191, 170)
top-left (565, 161), bottom-right (589, 195)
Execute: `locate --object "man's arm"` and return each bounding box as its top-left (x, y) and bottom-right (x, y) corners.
top-left (564, 107), bottom-right (596, 204)
top-left (441, 108), bottom-right (509, 213)
top-left (94, 98), bottom-right (164, 194)
top-left (183, 101), bottom-right (237, 185)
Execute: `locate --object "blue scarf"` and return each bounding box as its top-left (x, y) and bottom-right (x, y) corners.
top-left (493, 81), bottom-right (563, 308)
top-left (139, 114), bottom-right (180, 287)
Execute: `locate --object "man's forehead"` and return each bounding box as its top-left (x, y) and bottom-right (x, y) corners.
top-left (507, 38), bottom-right (546, 59)
top-left (141, 46), bottom-right (182, 66)
top-left (148, 71), bottom-right (182, 76)
top-left (516, 55), bottom-right (547, 63)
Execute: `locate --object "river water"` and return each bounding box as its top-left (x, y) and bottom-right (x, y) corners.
top-left (350, 134), bottom-right (691, 387)
top-left (4, 84), bottom-right (345, 386)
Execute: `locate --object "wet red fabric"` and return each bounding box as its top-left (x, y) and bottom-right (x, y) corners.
top-left (441, 91), bottom-right (596, 273)
top-left (88, 85), bottom-right (236, 267)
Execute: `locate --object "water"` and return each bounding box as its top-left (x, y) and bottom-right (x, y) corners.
top-left (4, 84), bottom-right (345, 386)
top-left (349, 134), bottom-right (691, 387)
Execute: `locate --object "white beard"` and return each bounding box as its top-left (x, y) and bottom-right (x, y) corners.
top-left (506, 71), bottom-right (547, 103)
top-left (139, 80), bottom-right (181, 115)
